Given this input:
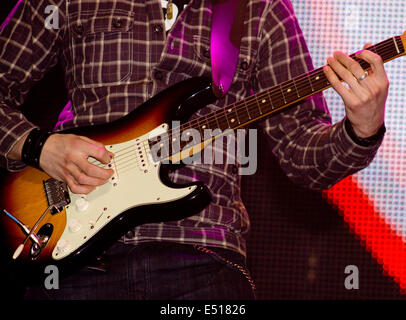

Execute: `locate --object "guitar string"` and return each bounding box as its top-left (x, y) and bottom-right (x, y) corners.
top-left (122, 38), bottom-right (399, 166)
top-left (97, 37), bottom-right (398, 162)
top-left (90, 40), bottom-right (400, 173)
top-left (143, 39), bottom-right (400, 148)
top-left (139, 39), bottom-right (398, 148)
top-left (88, 40), bottom-right (400, 172)
top-left (90, 37), bottom-right (398, 173)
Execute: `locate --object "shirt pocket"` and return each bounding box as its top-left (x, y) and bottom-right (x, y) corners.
top-left (69, 12), bottom-right (134, 88)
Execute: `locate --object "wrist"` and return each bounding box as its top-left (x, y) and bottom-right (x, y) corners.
top-left (344, 118), bottom-right (386, 147)
top-left (21, 128), bottom-right (54, 170)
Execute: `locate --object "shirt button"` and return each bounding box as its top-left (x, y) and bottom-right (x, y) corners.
top-left (154, 70), bottom-right (163, 80)
top-left (73, 23), bottom-right (84, 37)
top-left (153, 24), bottom-right (163, 33)
top-left (113, 18), bottom-right (122, 28)
top-left (203, 48), bottom-right (210, 58)
top-left (240, 60), bottom-right (249, 70)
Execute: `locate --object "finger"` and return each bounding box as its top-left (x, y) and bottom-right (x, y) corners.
top-left (64, 172), bottom-right (96, 195)
top-left (327, 56), bottom-right (359, 88)
top-left (323, 65), bottom-right (354, 102)
top-left (363, 43), bottom-right (373, 50)
top-left (326, 57), bottom-right (365, 101)
top-left (75, 156), bottom-right (114, 181)
top-left (79, 136), bottom-right (113, 164)
top-left (356, 49), bottom-right (387, 79)
top-left (66, 160), bottom-right (110, 186)
top-left (333, 51), bottom-right (368, 83)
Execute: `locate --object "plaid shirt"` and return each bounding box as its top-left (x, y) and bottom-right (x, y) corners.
top-left (0, 0), bottom-right (383, 256)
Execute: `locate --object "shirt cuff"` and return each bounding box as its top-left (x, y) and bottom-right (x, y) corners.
top-left (331, 118), bottom-right (385, 167)
top-left (1, 123), bottom-right (38, 171)
top-left (344, 117), bottom-right (386, 147)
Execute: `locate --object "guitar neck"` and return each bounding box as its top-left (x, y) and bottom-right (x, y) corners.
top-left (160, 34), bottom-right (406, 160)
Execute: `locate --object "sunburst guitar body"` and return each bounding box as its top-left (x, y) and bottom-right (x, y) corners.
top-left (0, 77), bottom-right (214, 276)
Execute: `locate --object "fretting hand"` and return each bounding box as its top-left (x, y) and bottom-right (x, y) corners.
top-left (323, 43), bottom-right (389, 138)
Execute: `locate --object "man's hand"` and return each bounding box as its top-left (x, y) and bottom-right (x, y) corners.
top-left (323, 43), bottom-right (389, 138)
top-left (39, 134), bottom-right (114, 194)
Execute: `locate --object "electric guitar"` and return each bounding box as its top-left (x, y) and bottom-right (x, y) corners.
top-left (1, 33), bottom-right (405, 276)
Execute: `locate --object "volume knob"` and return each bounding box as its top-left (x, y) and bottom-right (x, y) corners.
top-left (68, 218), bottom-right (82, 233)
top-left (56, 239), bottom-right (71, 253)
top-left (75, 197), bottom-right (89, 212)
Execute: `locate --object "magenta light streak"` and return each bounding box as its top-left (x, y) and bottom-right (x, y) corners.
top-left (0, 0), bottom-right (23, 31)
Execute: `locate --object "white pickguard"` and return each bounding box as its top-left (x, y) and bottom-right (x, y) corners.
top-left (52, 124), bottom-right (196, 260)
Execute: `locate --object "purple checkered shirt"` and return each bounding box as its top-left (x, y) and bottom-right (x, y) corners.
top-left (0, 0), bottom-right (383, 256)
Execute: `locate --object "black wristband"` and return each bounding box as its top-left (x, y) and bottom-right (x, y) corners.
top-left (344, 118), bottom-right (386, 147)
top-left (21, 128), bottom-right (53, 170)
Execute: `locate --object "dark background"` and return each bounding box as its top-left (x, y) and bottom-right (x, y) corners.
top-left (1, 2), bottom-right (404, 300)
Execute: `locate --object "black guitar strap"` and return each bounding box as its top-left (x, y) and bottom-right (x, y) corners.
top-left (210, 0), bottom-right (247, 98)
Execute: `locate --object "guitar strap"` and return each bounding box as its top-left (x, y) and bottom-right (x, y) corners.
top-left (210, 0), bottom-right (247, 98)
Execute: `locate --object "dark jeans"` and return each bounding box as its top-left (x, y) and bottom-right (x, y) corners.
top-left (24, 242), bottom-right (256, 300)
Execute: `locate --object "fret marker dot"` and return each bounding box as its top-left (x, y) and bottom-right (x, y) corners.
top-left (228, 108), bottom-right (233, 113)
top-left (231, 118), bottom-right (235, 123)
top-left (287, 88), bottom-right (292, 93)
top-left (315, 76), bottom-right (320, 80)
top-left (262, 99), bottom-right (266, 104)
top-left (202, 125), bottom-right (206, 129)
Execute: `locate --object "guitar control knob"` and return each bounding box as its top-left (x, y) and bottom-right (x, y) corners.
top-left (56, 239), bottom-right (71, 254)
top-left (75, 197), bottom-right (89, 212)
top-left (68, 219), bottom-right (82, 233)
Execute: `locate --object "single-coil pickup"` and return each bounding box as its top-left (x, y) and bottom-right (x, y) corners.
top-left (107, 157), bottom-right (119, 185)
top-left (135, 140), bottom-right (150, 172)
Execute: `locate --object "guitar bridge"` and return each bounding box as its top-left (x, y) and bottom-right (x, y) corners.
top-left (43, 178), bottom-right (71, 214)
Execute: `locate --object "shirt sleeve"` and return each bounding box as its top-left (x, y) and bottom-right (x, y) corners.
top-left (0, 0), bottom-right (66, 171)
top-left (256, 0), bottom-right (384, 190)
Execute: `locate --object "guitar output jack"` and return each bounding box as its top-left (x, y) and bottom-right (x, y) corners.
top-left (29, 223), bottom-right (53, 260)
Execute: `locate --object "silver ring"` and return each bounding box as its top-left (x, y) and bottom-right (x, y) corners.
top-left (357, 71), bottom-right (368, 82)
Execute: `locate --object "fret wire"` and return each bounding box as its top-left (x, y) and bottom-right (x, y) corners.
top-left (306, 71), bottom-right (315, 92)
top-left (222, 40), bottom-right (395, 130)
top-left (205, 116), bottom-right (213, 131)
top-left (266, 90), bottom-right (274, 110)
top-left (296, 75), bottom-right (312, 96)
top-left (244, 99), bottom-right (252, 120)
top-left (247, 95), bottom-right (264, 119)
top-left (292, 78), bottom-right (300, 98)
top-left (214, 111), bottom-right (221, 129)
top-left (223, 107), bottom-right (231, 128)
top-left (233, 103), bottom-right (241, 124)
top-left (150, 39), bottom-right (400, 153)
top-left (195, 117), bottom-right (204, 137)
top-left (226, 104), bottom-right (238, 127)
top-left (279, 84), bottom-right (287, 104)
top-left (195, 37), bottom-right (396, 132)
top-left (270, 85), bottom-right (284, 107)
top-left (254, 94), bottom-right (263, 115)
